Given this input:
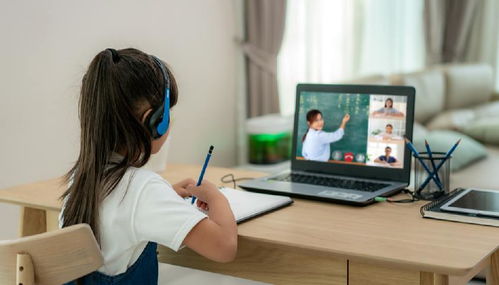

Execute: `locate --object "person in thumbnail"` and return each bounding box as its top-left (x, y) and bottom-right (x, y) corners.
top-left (379, 124), bottom-right (395, 140)
top-left (374, 146), bottom-right (399, 166)
top-left (302, 109), bottom-right (350, 162)
top-left (372, 98), bottom-right (404, 117)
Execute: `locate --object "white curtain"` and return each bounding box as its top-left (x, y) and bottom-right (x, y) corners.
top-left (462, 0), bottom-right (499, 92)
top-left (277, 0), bottom-right (425, 116)
top-left (464, 0), bottom-right (499, 92)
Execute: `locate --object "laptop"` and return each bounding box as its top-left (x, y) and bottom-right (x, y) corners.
top-left (239, 84), bottom-right (415, 206)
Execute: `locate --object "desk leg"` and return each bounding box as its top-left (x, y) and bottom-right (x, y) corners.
top-left (422, 273), bottom-right (448, 285)
top-left (19, 207), bottom-right (46, 237)
top-left (487, 251), bottom-right (499, 285)
top-left (349, 262), bottom-right (452, 285)
top-left (432, 274), bottom-right (449, 285)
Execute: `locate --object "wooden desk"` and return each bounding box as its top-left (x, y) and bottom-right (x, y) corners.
top-left (0, 164), bottom-right (498, 285)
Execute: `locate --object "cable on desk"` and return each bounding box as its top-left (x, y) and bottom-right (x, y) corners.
top-left (220, 173), bottom-right (254, 189)
top-left (375, 189), bottom-right (419, 203)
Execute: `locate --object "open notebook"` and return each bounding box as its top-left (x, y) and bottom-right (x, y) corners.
top-left (187, 187), bottom-right (293, 223)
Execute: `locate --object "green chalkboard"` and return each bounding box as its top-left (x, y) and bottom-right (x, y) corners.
top-left (296, 92), bottom-right (370, 161)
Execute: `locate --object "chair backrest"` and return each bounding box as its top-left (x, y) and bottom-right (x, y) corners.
top-left (0, 224), bottom-right (103, 285)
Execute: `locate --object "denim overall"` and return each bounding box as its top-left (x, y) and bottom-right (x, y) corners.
top-left (66, 242), bottom-right (158, 285)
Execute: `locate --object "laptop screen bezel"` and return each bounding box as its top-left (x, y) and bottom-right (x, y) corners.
top-left (291, 84), bottom-right (415, 183)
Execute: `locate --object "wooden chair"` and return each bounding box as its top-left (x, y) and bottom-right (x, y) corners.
top-left (0, 224), bottom-right (103, 285)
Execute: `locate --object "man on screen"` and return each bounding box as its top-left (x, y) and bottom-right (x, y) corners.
top-left (374, 146), bottom-right (400, 166)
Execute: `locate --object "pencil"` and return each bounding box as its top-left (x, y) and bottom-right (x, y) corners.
top-left (419, 139), bottom-right (460, 191)
top-left (404, 137), bottom-right (443, 190)
top-left (425, 140), bottom-right (442, 190)
top-left (191, 145), bottom-right (214, 204)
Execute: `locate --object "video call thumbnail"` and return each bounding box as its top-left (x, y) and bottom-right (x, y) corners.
top-left (296, 92), bottom-right (408, 169)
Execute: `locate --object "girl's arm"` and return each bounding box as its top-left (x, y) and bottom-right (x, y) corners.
top-left (372, 108), bottom-right (384, 116)
top-left (183, 181), bottom-right (237, 263)
top-left (319, 114), bottom-right (350, 143)
top-left (339, 114), bottom-right (350, 129)
top-left (172, 178), bottom-right (196, 197)
top-left (319, 128), bottom-right (344, 143)
top-left (387, 108), bottom-right (404, 117)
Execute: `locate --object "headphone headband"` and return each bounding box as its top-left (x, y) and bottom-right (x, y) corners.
top-left (147, 55), bottom-right (171, 139)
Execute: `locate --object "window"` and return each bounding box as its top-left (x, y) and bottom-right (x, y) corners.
top-left (277, 0), bottom-right (425, 115)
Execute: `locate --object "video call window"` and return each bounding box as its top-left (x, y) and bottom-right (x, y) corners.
top-left (296, 92), bottom-right (408, 169)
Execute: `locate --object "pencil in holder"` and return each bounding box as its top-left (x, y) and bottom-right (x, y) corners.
top-left (414, 152), bottom-right (451, 200)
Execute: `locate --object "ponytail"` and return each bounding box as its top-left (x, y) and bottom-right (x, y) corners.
top-left (302, 128), bottom-right (310, 142)
top-left (302, 109), bottom-right (322, 142)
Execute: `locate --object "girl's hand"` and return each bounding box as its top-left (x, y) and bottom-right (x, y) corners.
top-left (197, 200), bottom-right (209, 211)
top-left (342, 114), bottom-right (350, 124)
top-left (186, 180), bottom-right (224, 205)
top-left (172, 178), bottom-right (197, 198)
top-left (339, 114), bottom-right (350, 129)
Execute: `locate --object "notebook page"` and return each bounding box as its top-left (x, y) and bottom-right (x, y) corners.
top-left (219, 187), bottom-right (292, 222)
top-left (186, 187), bottom-right (292, 222)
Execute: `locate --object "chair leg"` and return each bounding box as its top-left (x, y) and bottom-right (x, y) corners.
top-left (16, 253), bottom-right (34, 285)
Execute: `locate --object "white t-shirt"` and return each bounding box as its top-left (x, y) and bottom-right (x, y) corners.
top-left (302, 128), bottom-right (344, 161)
top-left (59, 167), bottom-right (207, 276)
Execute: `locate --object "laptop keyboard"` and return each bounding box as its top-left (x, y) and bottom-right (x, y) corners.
top-left (271, 173), bottom-right (389, 192)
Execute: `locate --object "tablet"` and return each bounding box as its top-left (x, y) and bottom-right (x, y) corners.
top-left (441, 189), bottom-right (499, 218)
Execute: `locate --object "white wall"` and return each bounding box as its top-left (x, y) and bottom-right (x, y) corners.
top-left (0, 0), bottom-right (239, 239)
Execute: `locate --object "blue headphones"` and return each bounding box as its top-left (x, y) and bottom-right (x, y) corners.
top-left (146, 55), bottom-right (171, 139)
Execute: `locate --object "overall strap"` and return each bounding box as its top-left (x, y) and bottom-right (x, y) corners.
top-left (66, 242), bottom-right (158, 285)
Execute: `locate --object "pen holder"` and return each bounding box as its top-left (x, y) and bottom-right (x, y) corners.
top-left (414, 152), bottom-right (451, 200)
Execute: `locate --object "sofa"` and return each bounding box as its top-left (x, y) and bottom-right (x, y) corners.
top-left (346, 63), bottom-right (499, 190)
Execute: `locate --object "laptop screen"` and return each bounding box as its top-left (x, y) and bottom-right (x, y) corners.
top-left (296, 91), bottom-right (408, 169)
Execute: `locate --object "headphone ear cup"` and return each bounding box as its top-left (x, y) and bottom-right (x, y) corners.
top-left (146, 105), bottom-right (166, 139)
top-left (145, 110), bottom-right (159, 139)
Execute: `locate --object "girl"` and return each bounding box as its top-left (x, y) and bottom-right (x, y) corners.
top-left (301, 109), bottom-right (350, 162)
top-left (372, 98), bottom-right (404, 117)
top-left (61, 48), bottom-right (237, 284)
top-left (377, 123), bottom-right (402, 140)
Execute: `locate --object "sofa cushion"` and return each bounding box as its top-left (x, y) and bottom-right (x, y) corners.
top-left (412, 129), bottom-right (487, 172)
top-left (425, 101), bottom-right (499, 145)
top-left (425, 108), bottom-right (475, 131)
top-left (442, 64), bottom-right (494, 109)
top-left (462, 117), bottom-right (499, 145)
top-left (391, 69), bottom-right (446, 124)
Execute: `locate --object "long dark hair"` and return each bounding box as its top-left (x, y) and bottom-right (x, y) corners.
top-left (384, 98), bottom-right (393, 108)
top-left (302, 109), bottom-right (322, 142)
top-left (60, 48), bottom-right (178, 243)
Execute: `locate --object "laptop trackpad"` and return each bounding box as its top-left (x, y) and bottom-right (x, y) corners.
top-left (316, 190), bottom-right (363, 200)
